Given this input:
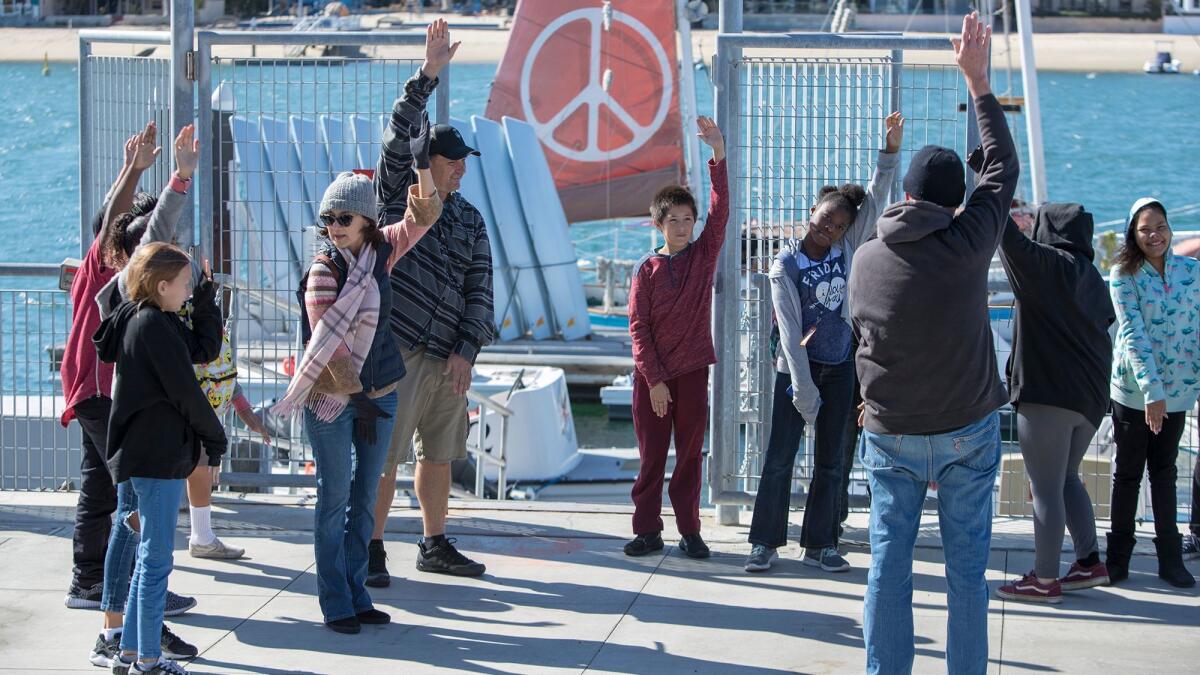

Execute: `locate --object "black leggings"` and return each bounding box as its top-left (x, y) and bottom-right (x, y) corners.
top-left (1109, 402), bottom-right (1187, 539)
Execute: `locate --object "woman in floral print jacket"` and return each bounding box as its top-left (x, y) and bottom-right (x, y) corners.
top-left (1106, 197), bottom-right (1200, 589)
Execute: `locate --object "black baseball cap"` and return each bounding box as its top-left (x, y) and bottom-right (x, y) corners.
top-left (430, 124), bottom-right (480, 160)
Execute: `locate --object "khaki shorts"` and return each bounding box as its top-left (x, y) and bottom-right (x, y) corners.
top-left (384, 346), bottom-right (469, 467)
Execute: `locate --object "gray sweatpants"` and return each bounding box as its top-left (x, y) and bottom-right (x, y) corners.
top-left (1017, 402), bottom-right (1100, 579)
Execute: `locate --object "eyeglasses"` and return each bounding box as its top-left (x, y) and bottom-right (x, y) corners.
top-left (321, 213), bottom-right (355, 228)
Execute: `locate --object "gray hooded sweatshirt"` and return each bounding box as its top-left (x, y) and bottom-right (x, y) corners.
top-left (848, 93), bottom-right (1019, 435)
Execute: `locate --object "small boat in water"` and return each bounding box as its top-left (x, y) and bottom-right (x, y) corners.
top-left (1144, 41), bottom-right (1183, 74)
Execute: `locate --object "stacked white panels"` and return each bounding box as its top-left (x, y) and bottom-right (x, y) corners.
top-left (502, 117), bottom-right (592, 341)
top-left (451, 117), bottom-right (523, 342)
top-left (472, 116), bottom-right (553, 340)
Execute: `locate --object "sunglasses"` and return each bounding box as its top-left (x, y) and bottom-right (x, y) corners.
top-left (321, 213), bottom-right (356, 228)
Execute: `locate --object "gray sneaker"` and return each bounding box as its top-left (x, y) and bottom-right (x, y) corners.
top-left (163, 591), bottom-right (197, 617)
top-left (189, 537), bottom-right (244, 560)
top-left (111, 655), bottom-right (133, 675)
top-left (130, 658), bottom-right (189, 675)
top-left (803, 547), bottom-right (850, 573)
top-left (1183, 533), bottom-right (1200, 561)
top-left (744, 544), bottom-right (778, 573)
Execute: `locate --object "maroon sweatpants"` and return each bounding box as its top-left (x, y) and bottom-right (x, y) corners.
top-left (631, 366), bottom-right (709, 536)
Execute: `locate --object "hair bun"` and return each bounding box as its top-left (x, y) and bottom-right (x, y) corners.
top-left (817, 185), bottom-right (839, 199)
top-left (839, 183), bottom-right (867, 208)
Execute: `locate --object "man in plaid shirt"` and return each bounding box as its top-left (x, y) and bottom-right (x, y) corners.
top-left (367, 19), bottom-right (495, 584)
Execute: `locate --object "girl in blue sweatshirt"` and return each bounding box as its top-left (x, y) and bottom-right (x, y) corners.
top-left (1106, 198), bottom-right (1200, 589)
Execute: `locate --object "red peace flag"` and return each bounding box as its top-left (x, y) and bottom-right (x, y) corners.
top-left (485, 0), bottom-right (686, 222)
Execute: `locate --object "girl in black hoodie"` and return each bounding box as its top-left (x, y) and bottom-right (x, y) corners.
top-left (93, 242), bottom-right (226, 675)
top-left (991, 203), bottom-right (1116, 605)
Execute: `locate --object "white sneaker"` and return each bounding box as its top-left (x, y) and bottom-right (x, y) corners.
top-left (189, 537), bottom-right (244, 560)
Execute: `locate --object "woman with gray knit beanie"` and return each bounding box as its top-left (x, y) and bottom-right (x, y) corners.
top-left (272, 118), bottom-right (442, 634)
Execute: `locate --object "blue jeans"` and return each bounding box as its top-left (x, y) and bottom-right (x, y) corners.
top-left (749, 363), bottom-right (854, 549)
top-left (101, 479), bottom-right (139, 614)
top-left (306, 391), bottom-right (397, 623)
top-left (121, 477), bottom-right (185, 661)
top-left (860, 412), bottom-right (1000, 675)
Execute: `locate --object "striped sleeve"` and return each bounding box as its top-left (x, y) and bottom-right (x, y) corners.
top-left (375, 71), bottom-right (438, 225)
top-left (454, 208), bottom-right (495, 363)
top-left (306, 263), bottom-right (351, 359)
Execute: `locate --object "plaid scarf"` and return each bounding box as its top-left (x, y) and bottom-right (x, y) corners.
top-left (272, 245), bottom-right (380, 422)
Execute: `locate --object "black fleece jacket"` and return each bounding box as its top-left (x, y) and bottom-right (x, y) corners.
top-left (849, 93), bottom-right (1018, 435)
top-left (996, 202), bottom-right (1116, 428)
top-left (93, 281), bottom-right (227, 484)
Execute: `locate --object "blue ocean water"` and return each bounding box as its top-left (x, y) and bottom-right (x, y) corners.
top-left (3, 60), bottom-right (1198, 270)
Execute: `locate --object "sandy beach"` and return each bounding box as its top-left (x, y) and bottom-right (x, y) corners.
top-left (3, 15), bottom-right (1200, 73)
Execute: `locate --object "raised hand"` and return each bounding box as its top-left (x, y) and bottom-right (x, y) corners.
top-left (951, 11), bottom-right (992, 98)
top-left (123, 133), bottom-right (140, 169)
top-left (884, 112), bottom-right (905, 154)
top-left (132, 121), bottom-right (160, 171)
top-left (421, 18), bottom-right (461, 80)
top-left (696, 115), bottom-right (725, 162)
top-left (173, 123), bottom-right (199, 180)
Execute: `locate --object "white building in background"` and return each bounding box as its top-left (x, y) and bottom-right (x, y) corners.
top-left (1166, 0), bottom-right (1200, 34)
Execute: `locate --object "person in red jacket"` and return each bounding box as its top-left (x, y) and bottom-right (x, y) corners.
top-left (624, 116), bottom-right (727, 558)
top-left (61, 122), bottom-right (161, 608)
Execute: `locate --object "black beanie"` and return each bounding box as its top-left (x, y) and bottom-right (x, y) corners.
top-left (903, 144), bottom-right (966, 209)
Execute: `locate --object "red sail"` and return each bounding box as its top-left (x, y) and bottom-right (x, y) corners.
top-left (485, 0), bottom-right (686, 222)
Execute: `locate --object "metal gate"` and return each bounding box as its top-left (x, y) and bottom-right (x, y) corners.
top-left (77, 31), bottom-right (176, 250)
top-left (709, 33), bottom-right (977, 509)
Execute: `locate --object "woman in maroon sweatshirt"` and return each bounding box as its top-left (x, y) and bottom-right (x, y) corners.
top-left (624, 116), bottom-right (728, 558)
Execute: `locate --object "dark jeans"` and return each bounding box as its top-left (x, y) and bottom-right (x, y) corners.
top-left (1110, 401), bottom-right (1187, 539)
top-left (749, 361), bottom-right (855, 549)
top-left (838, 362), bottom-right (863, 527)
top-left (72, 396), bottom-right (115, 588)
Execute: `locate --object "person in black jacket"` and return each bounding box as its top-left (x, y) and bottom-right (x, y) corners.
top-left (987, 202), bottom-right (1115, 605)
top-left (93, 242), bottom-right (226, 675)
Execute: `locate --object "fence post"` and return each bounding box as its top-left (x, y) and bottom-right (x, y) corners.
top-left (170, 0), bottom-right (196, 250)
top-left (78, 36), bottom-right (94, 256)
top-left (196, 32), bottom-right (214, 265)
top-left (711, 2), bottom-right (742, 527)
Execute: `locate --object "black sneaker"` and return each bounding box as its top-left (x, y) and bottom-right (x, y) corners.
top-left (366, 539), bottom-right (390, 588)
top-left (678, 533), bottom-right (711, 559)
top-left (356, 608), bottom-right (391, 625)
top-left (623, 532), bottom-right (664, 557)
top-left (325, 616), bottom-right (362, 634)
top-left (162, 591), bottom-right (197, 618)
top-left (65, 580), bottom-right (103, 609)
top-left (90, 632), bottom-right (120, 667)
top-left (803, 547), bottom-right (851, 573)
top-left (130, 658), bottom-right (189, 675)
top-left (160, 624), bottom-right (198, 660)
top-left (417, 537), bottom-right (486, 577)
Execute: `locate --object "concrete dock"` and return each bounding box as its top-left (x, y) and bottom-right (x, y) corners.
top-left (1, 492), bottom-right (1196, 674)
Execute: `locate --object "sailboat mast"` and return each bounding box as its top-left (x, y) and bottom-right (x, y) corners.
top-left (1014, 0), bottom-right (1048, 204)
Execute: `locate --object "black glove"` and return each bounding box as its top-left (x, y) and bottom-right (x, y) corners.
top-left (191, 276), bottom-right (218, 311)
top-left (409, 115), bottom-right (431, 170)
top-left (351, 393), bottom-right (393, 445)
